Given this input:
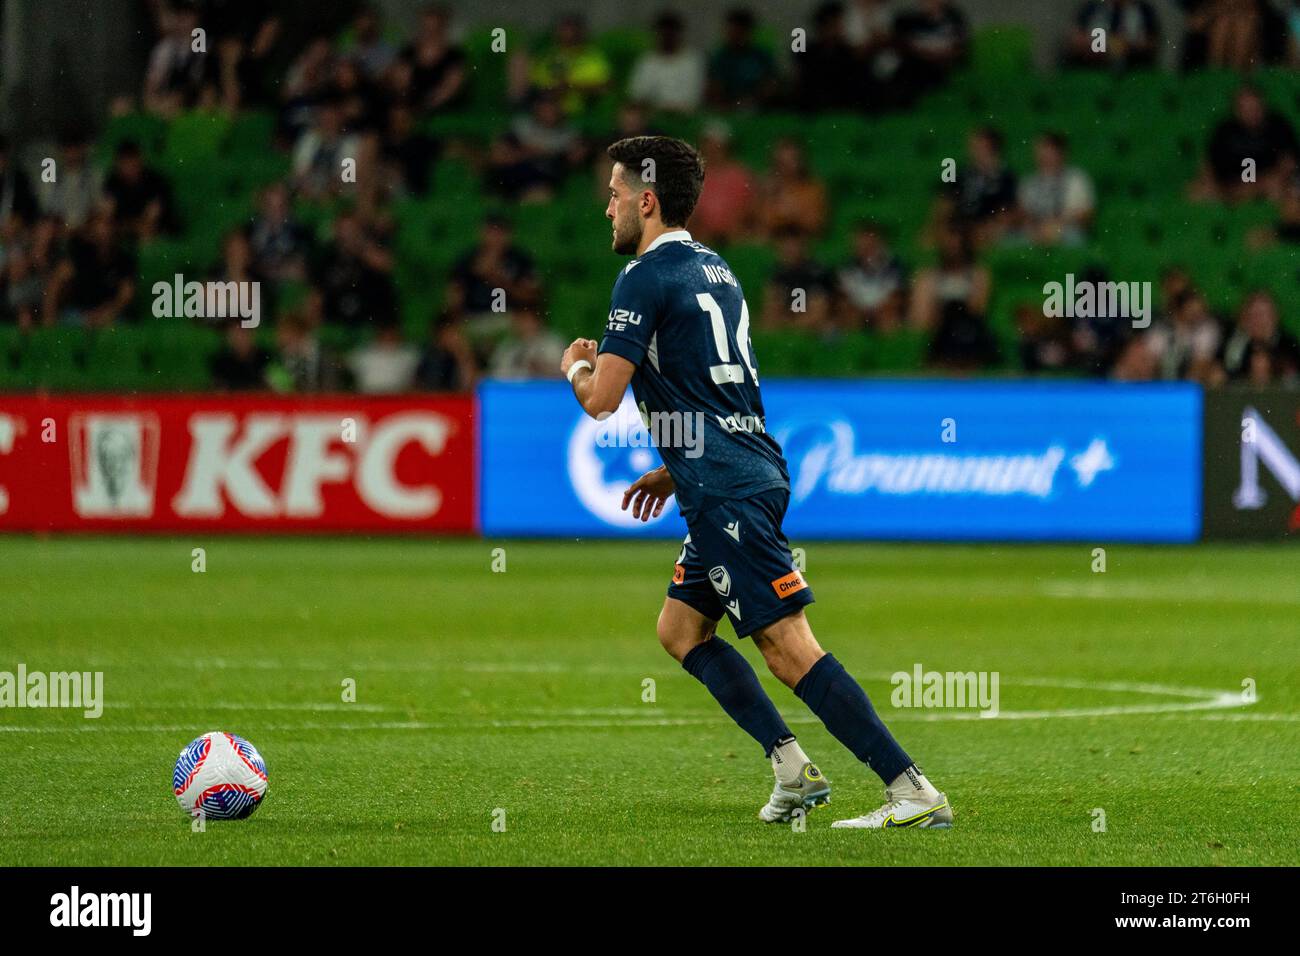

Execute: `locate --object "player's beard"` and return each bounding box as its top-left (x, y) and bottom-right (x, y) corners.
top-left (611, 208), bottom-right (642, 256)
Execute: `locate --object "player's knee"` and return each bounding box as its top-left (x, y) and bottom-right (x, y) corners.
top-left (656, 607), bottom-right (712, 661)
top-left (753, 613), bottom-right (822, 687)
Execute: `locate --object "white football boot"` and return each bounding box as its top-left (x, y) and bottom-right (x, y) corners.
top-left (831, 784), bottom-right (952, 829)
top-left (759, 761), bottom-right (832, 823)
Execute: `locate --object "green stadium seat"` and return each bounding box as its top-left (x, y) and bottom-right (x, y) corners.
top-left (99, 112), bottom-right (168, 165)
top-left (225, 111), bottom-right (276, 158)
top-left (865, 329), bottom-right (928, 373)
top-left (163, 111), bottom-right (232, 172)
top-left (20, 327), bottom-right (91, 391)
top-left (969, 26), bottom-right (1034, 80)
top-left (594, 29), bottom-right (649, 88)
top-left (0, 328), bottom-right (26, 390)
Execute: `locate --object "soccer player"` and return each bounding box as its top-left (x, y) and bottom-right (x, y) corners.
top-left (560, 136), bottom-right (952, 829)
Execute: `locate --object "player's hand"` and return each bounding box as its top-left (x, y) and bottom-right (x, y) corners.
top-left (622, 466), bottom-right (675, 522)
top-left (560, 338), bottom-right (598, 378)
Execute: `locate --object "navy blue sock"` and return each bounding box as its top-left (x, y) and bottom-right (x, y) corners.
top-left (795, 653), bottom-right (913, 784)
top-left (682, 637), bottom-right (791, 756)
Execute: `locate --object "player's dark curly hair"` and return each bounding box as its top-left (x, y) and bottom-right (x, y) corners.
top-left (607, 136), bottom-right (705, 228)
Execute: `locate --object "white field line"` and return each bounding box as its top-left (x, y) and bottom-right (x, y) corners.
top-left (0, 676), bottom-right (1266, 732)
top-left (1038, 581), bottom-right (1300, 604)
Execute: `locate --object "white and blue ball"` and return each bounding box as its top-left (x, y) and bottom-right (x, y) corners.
top-left (173, 732), bottom-right (268, 820)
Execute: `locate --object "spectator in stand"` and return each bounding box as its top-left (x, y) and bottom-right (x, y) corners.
top-left (292, 95), bottom-right (364, 201)
top-left (1288, 1), bottom-right (1300, 67)
top-left (837, 221), bottom-right (908, 332)
top-left (348, 323), bottom-right (421, 393)
top-left (343, 4), bottom-right (398, 81)
top-left (628, 12), bottom-right (706, 114)
top-left (1015, 301), bottom-right (1076, 374)
top-left (1066, 0), bottom-right (1160, 70)
top-left (760, 228), bottom-right (835, 335)
top-left (313, 210), bottom-right (397, 328)
top-left (1016, 132), bottom-right (1095, 247)
top-left (41, 212), bottom-right (135, 328)
top-left (381, 102), bottom-right (440, 197)
top-left (207, 0), bottom-right (281, 111)
top-left (935, 125), bottom-right (1017, 248)
top-left (488, 306), bottom-right (567, 379)
top-left (23, 216), bottom-right (62, 289)
top-left (1068, 264), bottom-right (1132, 376)
top-left (689, 122), bottom-right (756, 246)
top-left (330, 56), bottom-right (387, 136)
top-left (144, 1), bottom-right (215, 117)
top-left (0, 136), bottom-right (38, 227)
top-left (399, 4), bottom-right (467, 114)
top-left (3, 246), bottom-right (44, 331)
top-left (37, 135), bottom-right (102, 231)
top-left (447, 214), bottom-right (541, 333)
top-left (707, 8), bottom-right (777, 112)
top-left (1248, 173), bottom-right (1300, 248)
top-left (910, 225), bottom-right (997, 369)
top-left (795, 2), bottom-right (863, 112)
top-left (268, 300), bottom-right (344, 393)
top-left (1183, 0), bottom-right (1275, 70)
top-left (845, 0), bottom-right (908, 110)
top-left (1213, 291), bottom-right (1300, 386)
top-left (487, 91), bottom-right (586, 203)
top-left (210, 323), bottom-right (270, 391)
top-left (511, 13), bottom-right (612, 115)
top-left (103, 140), bottom-right (176, 241)
top-left (248, 183), bottom-right (310, 283)
top-left (1194, 86), bottom-right (1298, 203)
top-left (418, 311), bottom-right (479, 391)
top-left (208, 229), bottom-right (273, 324)
top-left (1113, 288), bottom-right (1222, 382)
top-left (280, 36), bottom-right (336, 143)
top-left (755, 138), bottom-right (827, 239)
top-left (893, 0), bottom-right (969, 92)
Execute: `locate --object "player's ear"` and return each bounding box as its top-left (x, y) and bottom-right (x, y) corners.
top-left (639, 188), bottom-right (656, 220)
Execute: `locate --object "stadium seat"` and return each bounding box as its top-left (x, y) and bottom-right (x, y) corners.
top-left (969, 26), bottom-right (1034, 79)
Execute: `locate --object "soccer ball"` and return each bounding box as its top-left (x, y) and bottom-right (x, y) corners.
top-left (173, 732), bottom-right (268, 820)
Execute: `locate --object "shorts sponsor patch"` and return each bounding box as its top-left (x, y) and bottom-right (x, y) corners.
top-left (770, 569), bottom-right (808, 598)
top-left (672, 563), bottom-right (686, 585)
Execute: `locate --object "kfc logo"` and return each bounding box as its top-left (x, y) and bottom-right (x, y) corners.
top-left (172, 411), bottom-right (455, 520)
top-left (69, 413), bottom-right (161, 518)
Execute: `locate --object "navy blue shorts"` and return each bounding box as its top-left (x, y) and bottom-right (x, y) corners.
top-left (666, 488), bottom-right (814, 638)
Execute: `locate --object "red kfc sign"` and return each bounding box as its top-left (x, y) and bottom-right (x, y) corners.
top-left (0, 395), bottom-right (476, 532)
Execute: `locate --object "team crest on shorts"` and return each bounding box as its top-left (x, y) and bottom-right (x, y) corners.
top-left (708, 565), bottom-right (732, 597)
top-left (672, 564), bottom-right (686, 585)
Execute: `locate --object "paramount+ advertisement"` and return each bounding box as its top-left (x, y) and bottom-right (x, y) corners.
top-left (0, 395), bottom-right (476, 533)
top-left (480, 380), bottom-right (1202, 542)
top-left (1203, 388), bottom-right (1300, 540)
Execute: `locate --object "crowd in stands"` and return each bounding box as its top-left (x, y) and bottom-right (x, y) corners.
top-left (2, 0), bottom-right (1300, 392)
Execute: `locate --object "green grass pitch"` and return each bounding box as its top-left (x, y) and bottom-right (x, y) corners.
top-left (1, 536), bottom-right (1297, 866)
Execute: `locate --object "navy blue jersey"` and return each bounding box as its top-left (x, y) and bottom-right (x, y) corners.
top-left (598, 230), bottom-right (789, 519)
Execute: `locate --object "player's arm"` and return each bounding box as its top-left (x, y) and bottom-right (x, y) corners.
top-left (565, 259), bottom-right (662, 417)
top-left (561, 339), bottom-right (636, 418)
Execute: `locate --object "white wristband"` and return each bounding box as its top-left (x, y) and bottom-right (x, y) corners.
top-left (566, 359), bottom-right (593, 384)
